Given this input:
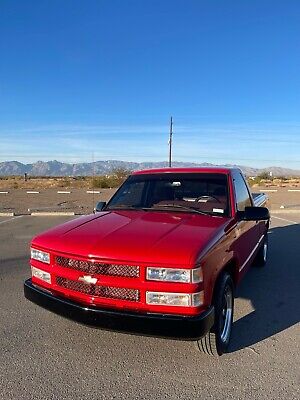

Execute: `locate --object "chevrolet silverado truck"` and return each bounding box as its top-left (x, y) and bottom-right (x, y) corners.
top-left (24, 167), bottom-right (269, 356)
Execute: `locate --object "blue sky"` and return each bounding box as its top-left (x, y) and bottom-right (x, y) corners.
top-left (0, 0), bottom-right (299, 168)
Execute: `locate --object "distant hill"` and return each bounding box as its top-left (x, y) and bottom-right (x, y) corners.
top-left (0, 160), bottom-right (299, 177)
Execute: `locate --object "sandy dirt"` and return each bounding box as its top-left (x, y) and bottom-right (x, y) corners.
top-left (0, 188), bottom-right (117, 215)
top-left (0, 186), bottom-right (299, 215)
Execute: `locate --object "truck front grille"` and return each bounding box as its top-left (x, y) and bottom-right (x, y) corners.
top-left (56, 277), bottom-right (140, 302)
top-left (55, 256), bottom-right (139, 278)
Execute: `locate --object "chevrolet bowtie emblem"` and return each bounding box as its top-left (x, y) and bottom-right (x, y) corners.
top-left (78, 275), bottom-right (97, 285)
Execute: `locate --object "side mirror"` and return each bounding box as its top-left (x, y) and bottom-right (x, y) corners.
top-left (238, 206), bottom-right (270, 221)
top-left (94, 201), bottom-right (106, 213)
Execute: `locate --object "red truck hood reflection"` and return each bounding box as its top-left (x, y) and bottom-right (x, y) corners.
top-left (32, 210), bottom-right (229, 266)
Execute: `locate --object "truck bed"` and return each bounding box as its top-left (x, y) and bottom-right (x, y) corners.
top-left (252, 192), bottom-right (268, 207)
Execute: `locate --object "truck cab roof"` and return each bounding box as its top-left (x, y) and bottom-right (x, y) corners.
top-left (132, 167), bottom-right (243, 175)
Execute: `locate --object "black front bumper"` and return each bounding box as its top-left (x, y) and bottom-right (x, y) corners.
top-left (24, 279), bottom-right (214, 340)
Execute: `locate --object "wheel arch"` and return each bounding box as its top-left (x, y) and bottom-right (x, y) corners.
top-left (211, 258), bottom-right (238, 304)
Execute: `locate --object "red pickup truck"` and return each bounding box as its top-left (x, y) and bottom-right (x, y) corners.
top-left (24, 167), bottom-right (269, 355)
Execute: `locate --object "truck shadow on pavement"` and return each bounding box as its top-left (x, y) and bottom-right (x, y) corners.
top-left (229, 223), bottom-right (300, 352)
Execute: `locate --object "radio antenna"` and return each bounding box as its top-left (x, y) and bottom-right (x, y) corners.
top-left (92, 152), bottom-right (95, 214)
top-left (168, 116), bottom-right (173, 167)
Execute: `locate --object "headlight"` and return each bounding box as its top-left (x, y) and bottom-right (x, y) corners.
top-left (146, 266), bottom-right (203, 283)
top-left (146, 291), bottom-right (203, 307)
top-left (31, 248), bottom-right (50, 264)
top-left (31, 266), bottom-right (51, 284)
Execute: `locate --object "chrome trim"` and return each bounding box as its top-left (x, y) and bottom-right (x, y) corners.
top-left (255, 199), bottom-right (267, 207)
top-left (253, 193), bottom-right (268, 207)
top-left (239, 235), bottom-right (265, 272)
top-left (78, 275), bottom-right (98, 285)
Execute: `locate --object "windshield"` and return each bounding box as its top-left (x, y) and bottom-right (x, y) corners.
top-left (106, 173), bottom-right (230, 216)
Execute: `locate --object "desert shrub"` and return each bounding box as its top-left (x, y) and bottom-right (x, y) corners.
top-left (247, 177), bottom-right (260, 186)
top-left (91, 177), bottom-right (111, 188)
top-left (91, 169), bottom-right (130, 189)
top-left (276, 176), bottom-right (288, 181)
top-left (257, 172), bottom-right (272, 180)
top-left (59, 178), bottom-right (71, 187)
top-left (109, 168), bottom-right (130, 186)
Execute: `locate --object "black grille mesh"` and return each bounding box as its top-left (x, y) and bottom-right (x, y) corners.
top-left (56, 256), bottom-right (139, 278)
top-left (56, 277), bottom-right (140, 302)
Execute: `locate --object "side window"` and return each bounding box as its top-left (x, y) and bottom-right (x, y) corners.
top-left (233, 173), bottom-right (252, 211)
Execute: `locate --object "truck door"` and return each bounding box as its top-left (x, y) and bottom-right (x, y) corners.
top-left (232, 171), bottom-right (259, 275)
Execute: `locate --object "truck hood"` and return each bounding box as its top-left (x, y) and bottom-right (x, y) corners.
top-left (32, 210), bottom-right (229, 266)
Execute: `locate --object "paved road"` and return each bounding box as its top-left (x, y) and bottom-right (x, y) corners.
top-left (0, 214), bottom-right (299, 400)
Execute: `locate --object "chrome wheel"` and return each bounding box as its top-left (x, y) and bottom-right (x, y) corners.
top-left (220, 286), bottom-right (233, 343)
top-left (197, 273), bottom-right (234, 356)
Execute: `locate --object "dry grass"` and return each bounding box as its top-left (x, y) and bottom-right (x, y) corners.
top-left (0, 169), bottom-right (130, 190)
top-left (248, 177), bottom-right (299, 188)
top-left (0, 175), bottom-right (299, 190)
top-left (0, 177), bottom-right (91, 190)
top-left (0, 174), bottom-right (128, 190)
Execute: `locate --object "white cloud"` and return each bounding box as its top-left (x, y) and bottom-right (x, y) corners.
top-left (0, 121), bottom-right (299, 167)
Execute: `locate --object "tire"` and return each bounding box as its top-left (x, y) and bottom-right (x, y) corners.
top-left (254, 235), bottom-right (268, 267)
top-left (197, 273), bottom-right (234, 356)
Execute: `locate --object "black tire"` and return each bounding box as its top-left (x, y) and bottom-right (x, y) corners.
top-left (254, 235), bottom-right (268, 267)
top-left (197, 273), bottom-right (234, 356)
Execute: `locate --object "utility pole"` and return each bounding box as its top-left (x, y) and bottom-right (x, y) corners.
top-left (168, 116), bottom-right (173, 167)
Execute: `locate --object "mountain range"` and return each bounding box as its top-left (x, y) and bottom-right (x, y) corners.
top-left (0, 160), bottom-right (299, 177)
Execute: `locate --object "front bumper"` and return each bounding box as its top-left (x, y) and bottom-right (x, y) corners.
top-left (24, 279), bottom-right (214, 340)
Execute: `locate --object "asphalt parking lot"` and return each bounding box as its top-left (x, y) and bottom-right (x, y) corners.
top-left (0, 214), bottom-right (299, 399)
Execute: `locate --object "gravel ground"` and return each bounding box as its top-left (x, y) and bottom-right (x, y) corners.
top-left (0, 187), bottom-right (299, 215)
top-left (0, 214), bottom-right (299, 399)
top-left (0, 188), bottom-right (116, 215)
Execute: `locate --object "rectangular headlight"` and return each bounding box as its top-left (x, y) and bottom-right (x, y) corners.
top-left (31, 266), bottom-right (51, 284)
top-left (146, 266), bottom-right (203, 283)
top-left (31, 248), bottom-right (50, 264)
top-left (146, 291), bottom-right (203, 307)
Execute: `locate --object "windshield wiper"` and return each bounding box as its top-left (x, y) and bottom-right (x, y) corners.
top-left (147, 204), bottom-right (209, 215)
top-left (106, 204), bottom-right (214, 216)
top-left (106, 205), bottom-right (144, 210)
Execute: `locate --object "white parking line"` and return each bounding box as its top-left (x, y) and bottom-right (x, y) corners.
top-left (271, 216), bottom-right (298, 225)
top-left (260, 189), bottom-right (277, 192)
top-left (30, 212), bottom-right (75, 216)
top-left (0, 216), bottom-right (23, 225)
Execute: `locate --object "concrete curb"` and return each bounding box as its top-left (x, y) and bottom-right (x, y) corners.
top-left (0, 212), bottom-right (15, 217)
top-left (30, 212), bottom-right (76, 216)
